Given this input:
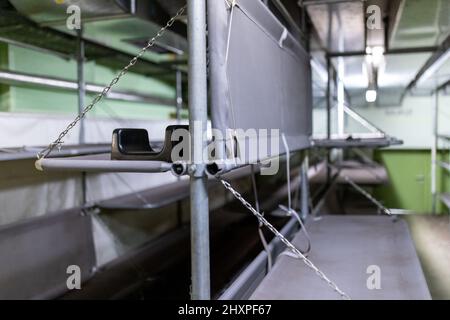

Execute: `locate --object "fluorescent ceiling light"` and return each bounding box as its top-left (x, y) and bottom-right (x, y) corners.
top-left (371, 46), bottom-right (385, 66)
top-left (365, 46), bottom-right (385, 66)
top-left (365, 89), bottom-right (377, 103)
top-left (371, 46), bottom-right (384, 56)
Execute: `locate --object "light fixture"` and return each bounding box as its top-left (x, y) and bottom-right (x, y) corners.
top-left (371, 46), bottom-right (385, 66)
top-left (364, 46), bottom-right (384, 104)
top-left (365, 89), bottom-right (377, 103)
top-left (366, 46), bottom-right (385, 67)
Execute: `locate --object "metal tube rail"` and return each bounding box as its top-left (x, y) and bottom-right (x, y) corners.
top-left (187, 0), bottom-right (211, 300)
top-left (77, 29), bottom-right (86, 145)
top-left (0, 69), bottom-right (177, 107)
top-left (35, 154), bottom-right (173, 173)
top-left (431, 85), bottom-right (439, 214)
top-left (300, 155), bottom-right (310, 219)
top-left (77, 28), bottom-right (87, 205)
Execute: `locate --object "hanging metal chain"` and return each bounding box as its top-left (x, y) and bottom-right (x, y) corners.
top-left (327, 163), bottom-right (391, 216)
top-left (37, 5), bottom-right (187, 160)
top-left (219, 179), bottom-right (351, 300)
top-left (343, 176), bottom-right (392, 215)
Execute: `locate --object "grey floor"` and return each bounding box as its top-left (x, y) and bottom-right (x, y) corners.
top-left (405, 215), bottom-right (450, 300)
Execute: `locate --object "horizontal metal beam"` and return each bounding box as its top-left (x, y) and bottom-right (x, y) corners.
top-left (0, 69), bottom-right (176, 107)
top-left (0, 144), bottom-right (110, 162)
top-left (327, 46), bottom-right (438, 57)
top-left (270, 0), bottom-right (304, 40)
top-left (436, 79), bottom-right (450, 93)
top-left (301, 0), bottom-right (362, 6)
top-left (438, 161), bottom-right (450, 173)
top-left (408, 37), bottom-right (450, 90)
top-left (438, 134), bottom-right (450, 141)
top-left (402, 35), bottom-right (450, 101)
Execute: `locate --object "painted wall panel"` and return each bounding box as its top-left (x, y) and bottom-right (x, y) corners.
top-left (374, 150), bottom-right (450, 214)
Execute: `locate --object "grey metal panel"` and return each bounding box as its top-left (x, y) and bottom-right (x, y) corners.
top-left (251, 215), bottom-right (431, 300)
top-left (208, 0), bottom-right (313, 160)
top-left (61, 226), bottom-right (191, 300)
top-left (97, 165), bottom-right (255, 210)
top-left (0, 209), bottom-right (96, 299)
top-left (97, 179), bottom-right (191, 210)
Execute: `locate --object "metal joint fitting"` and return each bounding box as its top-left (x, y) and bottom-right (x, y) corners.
top-left (189, 163), bottom-right (207, 178)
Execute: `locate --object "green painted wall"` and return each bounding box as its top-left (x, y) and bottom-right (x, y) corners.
top-left (374, 149), bottom-right (450, 214)
top-left (1, 44), bottom-right (177, 119)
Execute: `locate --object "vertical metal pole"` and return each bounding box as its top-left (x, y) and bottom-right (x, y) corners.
top-left (336, 56), bottom-right (345, 163)
top-left (187, 0), bottom-right (210, 300)
top-left (431, 84), bottom-right (439, 214)
top-left (326, 56), bottom-right (332, 183)
top-left (300, 154), bottom-right (310, 220)
top-left (326, 57), bottom-right (331, 140)
top-left (337, 64), bottom-right (345, 138)
top-left (77, 28), bottom-right (87, 204)
top-left (77, 28), bottom-right (85, 144)
top-left (176, 68), bottom-right (183, 124)
top-left (300, 1), bottom-right (307, 40)
top-left (176, 67), bottom-right (183, 226)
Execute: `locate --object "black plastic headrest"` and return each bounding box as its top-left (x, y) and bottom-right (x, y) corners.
top-left (113, 128), bottom-right (154, 154)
